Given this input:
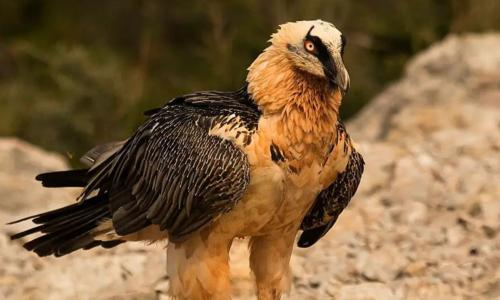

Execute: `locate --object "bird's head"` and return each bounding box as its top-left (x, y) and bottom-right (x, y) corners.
top-left (253, 20), bottom-right (349, 95)
top-left (247, 20), bottom-right (350, 118)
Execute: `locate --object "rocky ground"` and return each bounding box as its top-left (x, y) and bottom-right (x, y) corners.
top-left (1, 33), bottom-right (500, 300)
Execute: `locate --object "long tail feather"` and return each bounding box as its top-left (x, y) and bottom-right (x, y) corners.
top-left (10, 193), bottom-right (124, 257)
top-left (35, 169), bottom-right (90, 188)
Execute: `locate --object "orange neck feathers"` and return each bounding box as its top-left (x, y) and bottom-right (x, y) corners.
top-left (247, 46), bottom-right (342, 148)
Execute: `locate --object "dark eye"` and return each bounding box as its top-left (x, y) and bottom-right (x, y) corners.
top-left (304, 40), bottom-right (316, 54)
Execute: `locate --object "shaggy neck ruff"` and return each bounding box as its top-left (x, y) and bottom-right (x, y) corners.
top-left (246, 46), bottom-right (342, 148)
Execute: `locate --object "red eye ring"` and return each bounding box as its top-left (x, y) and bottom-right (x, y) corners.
top-left (304, 40), bottom-right (315, 53)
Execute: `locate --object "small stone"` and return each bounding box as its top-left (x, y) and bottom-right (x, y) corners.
top-left (406, 201), bottom-right (428, 224)
top-left (154, 279), bottom-right (169, 293)
top-left (469, 247), bottom-right (479, 256)
top-left (446, 226), bottom-right (465, 246)
top-left (482, 225), bottom-right (497, 239)
top-left (308, 280), bottom-right (321, 289)
top-left (356, 245), bottom-right (408, 282)
top-left (468, 202), bottom-right (482, 217)
top-left (403, 261), bottom-right (428, 276)
top-left (337, 283), bottom-right (397, 300)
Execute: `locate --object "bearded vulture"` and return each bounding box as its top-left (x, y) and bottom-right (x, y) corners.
top-left (10, 20), bottom-right (364, 300)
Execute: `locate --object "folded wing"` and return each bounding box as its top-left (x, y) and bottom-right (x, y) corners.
top-left (90, 90), bottom-right (259, 241)
top-left (298, 125), bottom-right (364, 248)
top-left (12, 88), bottom-right (260, 256)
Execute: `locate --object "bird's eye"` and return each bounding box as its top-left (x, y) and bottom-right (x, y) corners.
top-left (304, 40), bottom-right (316, 54)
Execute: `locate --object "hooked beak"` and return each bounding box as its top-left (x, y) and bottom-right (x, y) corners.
top-left (332, 66), bottom-right (350, 95)
top-left (323, 53), bottom-right (350, 95)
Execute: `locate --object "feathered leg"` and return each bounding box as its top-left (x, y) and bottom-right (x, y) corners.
top-left (167, 228), bottom-right (232, 300)
top-left (249, 228), bottom-right (296, 300)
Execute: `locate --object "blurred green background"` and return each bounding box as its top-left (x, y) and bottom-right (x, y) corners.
top-left (0, 0), bottom-right (499, 165)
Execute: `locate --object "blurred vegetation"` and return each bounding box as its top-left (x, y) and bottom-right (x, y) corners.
top-left (0, 0), bottom-right (499, 165)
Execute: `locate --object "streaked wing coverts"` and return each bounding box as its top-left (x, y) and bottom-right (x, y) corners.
top-left (84, 89), bottom-right (259, 241)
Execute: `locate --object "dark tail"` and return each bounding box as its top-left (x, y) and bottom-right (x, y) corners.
top-left (9, 169), bottom-right (124, 257)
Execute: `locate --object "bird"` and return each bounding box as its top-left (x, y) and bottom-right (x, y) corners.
top-left (10, 20), bottom-right (364, 300)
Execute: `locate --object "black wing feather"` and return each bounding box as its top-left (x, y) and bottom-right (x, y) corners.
top-left (88, 87), bottom-right (259, 241)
